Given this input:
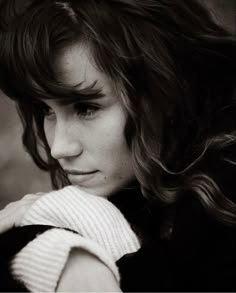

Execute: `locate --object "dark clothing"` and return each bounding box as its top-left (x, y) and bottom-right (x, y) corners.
top-left (114, 192), bottom-right (236, 292)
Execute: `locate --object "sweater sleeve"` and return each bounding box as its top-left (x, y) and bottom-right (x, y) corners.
top-left (0, 225), bottom-right (53, 292)
top-left (10, 228), bottom-right (120, 292)
top-left (20, 185), bottom-right (140, 261)
top-left (10, 186), bottom-right (140, 292)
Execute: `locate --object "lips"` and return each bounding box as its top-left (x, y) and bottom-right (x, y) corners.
top-left (65, 169), bottom-right (98, 176)
top-left (65, 169), bottom-right (98, 185)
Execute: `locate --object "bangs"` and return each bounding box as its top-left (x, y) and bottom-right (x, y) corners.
top-left (0, 0), bottom-right (136, 109)
top-left (0, 0), bottom-right (98, 105)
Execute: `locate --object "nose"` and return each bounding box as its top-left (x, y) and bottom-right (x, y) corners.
top-left (50, 121), bottom-right (83, 160)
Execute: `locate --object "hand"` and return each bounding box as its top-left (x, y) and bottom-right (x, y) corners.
top-left (57, 248), bottom-right (122, 292)
top-left (0, 192), bottom-right (43, 234)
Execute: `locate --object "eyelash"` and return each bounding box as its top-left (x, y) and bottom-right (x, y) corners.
top-left (74, 103), bottom-right (100, 119)
top-left (42, 103), bottom-right (100, 120)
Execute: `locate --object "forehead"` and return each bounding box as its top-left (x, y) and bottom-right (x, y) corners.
top-left (55, 44), bottom-right (111, 93)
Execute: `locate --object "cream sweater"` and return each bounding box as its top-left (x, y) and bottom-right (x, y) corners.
top-left (11, 186), bottom-right (141, 292)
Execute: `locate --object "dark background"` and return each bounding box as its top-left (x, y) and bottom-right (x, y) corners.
top-left (0, 0), bottom-right (235, 208)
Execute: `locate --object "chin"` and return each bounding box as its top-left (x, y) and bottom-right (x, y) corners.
top-left (72, 183), bottom-right (124, 198)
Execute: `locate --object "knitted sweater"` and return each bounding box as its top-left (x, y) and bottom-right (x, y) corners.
top-left (10, 186), bottom-right (141, 292)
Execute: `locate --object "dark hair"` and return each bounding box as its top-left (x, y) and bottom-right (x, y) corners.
top-left (0, 0), bottom-right (235, 224)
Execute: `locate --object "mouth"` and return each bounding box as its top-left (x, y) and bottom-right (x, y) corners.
top-left (64, 169), bottom-right (99, 185)
top-left (64, 169), bottom-right (98, 176)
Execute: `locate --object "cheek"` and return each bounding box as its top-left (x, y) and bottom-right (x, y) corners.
top-left (111, 140), bottom-right (133, 176)
top-left (95, 113), bottom-right (133, 175)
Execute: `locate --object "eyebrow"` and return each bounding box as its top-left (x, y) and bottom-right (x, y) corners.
top-left (57, 80), bottom-right (106, 106)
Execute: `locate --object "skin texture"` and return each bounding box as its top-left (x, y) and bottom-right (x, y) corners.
top-left (57, 248), bottom-right (121, 292)
top-left (44, 44), bottom-right (135, 198)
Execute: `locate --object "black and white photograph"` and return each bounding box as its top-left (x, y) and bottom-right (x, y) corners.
top-left (0, 0), bottom-right (235, 291)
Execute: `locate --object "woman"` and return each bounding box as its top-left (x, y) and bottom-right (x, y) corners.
top-left (0, 0), bottom-right (235, 291)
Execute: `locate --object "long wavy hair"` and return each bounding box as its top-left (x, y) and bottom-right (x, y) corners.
top-left (0, 0), bottom-right (235, 224)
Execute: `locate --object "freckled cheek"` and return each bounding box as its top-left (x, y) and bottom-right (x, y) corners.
top-left (99, 134), bottom-right (132, 175)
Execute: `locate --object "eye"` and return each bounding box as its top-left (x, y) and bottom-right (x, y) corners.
top-left (41, 104), bottom-right (56, 120)
top-left (74, 103), bottom-right (100, 119)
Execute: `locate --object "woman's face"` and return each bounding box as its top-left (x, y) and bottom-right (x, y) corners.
top-left (43, 45), bottom-right (135, 197)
